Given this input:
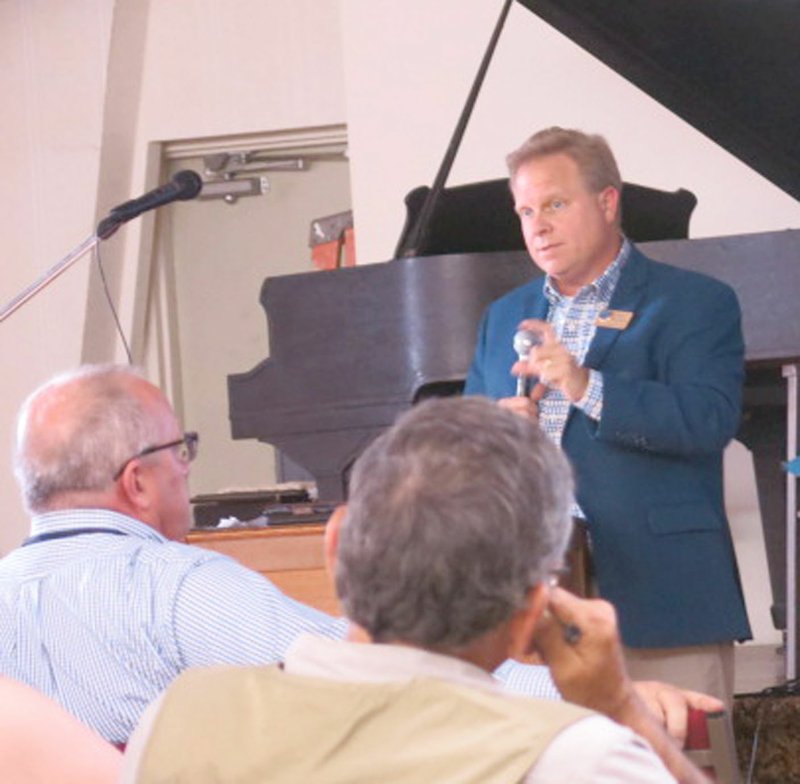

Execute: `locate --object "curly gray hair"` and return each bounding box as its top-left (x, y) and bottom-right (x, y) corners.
top-left (335, 396), bottom-right (574, 649)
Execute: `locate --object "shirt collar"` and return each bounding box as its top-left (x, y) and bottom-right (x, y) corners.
top-left (544, 236), bottom-right (631, 305)
top-left (285, 633), bottom-right (500, 692)
top-left (29, 508), bottom-right (167, 543)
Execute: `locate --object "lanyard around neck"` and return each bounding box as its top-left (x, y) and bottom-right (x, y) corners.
top-left (22, 527), bottom-right (127, 547)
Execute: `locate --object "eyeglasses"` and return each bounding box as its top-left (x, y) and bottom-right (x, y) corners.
top-left (113, 431), bottom-right (199, 480)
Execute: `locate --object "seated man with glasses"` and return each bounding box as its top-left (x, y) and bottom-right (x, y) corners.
top-left (0, 364), bottom-right (346, 746)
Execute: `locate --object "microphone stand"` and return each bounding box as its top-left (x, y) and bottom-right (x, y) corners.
top-left (0, 231), bottom-right (102, 323)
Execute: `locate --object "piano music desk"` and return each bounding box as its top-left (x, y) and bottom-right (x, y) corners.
top-left (187, 524), bottom-right (340, 616)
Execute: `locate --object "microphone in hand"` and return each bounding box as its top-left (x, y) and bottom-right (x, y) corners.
top-left (513, 328), bottom-right (542, 397)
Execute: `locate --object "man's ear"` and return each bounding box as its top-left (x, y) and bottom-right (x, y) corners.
top-left (324, 504), bottom-right (347, 577)
top-left (115, 461), bottom-right (152, 518)
top-left (600, 185), bottom-right (621, 224)
top-left (507, 582), bottom-right (550, 660)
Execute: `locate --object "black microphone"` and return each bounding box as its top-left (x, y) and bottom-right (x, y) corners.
top-left (97, 170), bottom-right (203, 239)
top-left (513, 328), bottom-right (542, 396)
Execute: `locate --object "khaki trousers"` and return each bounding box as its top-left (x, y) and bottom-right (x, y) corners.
top-left (623, 643), bottom-right (735, 710)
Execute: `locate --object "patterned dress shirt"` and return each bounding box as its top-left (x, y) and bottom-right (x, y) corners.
top-left (538, 238), bottom-right (631, 447)
top-left (539, 238), bottom-right (630, 517)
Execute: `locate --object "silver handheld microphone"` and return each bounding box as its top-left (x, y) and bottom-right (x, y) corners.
top-left (513, 328), bottom-right (541, 396)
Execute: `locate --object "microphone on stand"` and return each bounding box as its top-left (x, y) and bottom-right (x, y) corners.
top-left (97, 169), bottom-right (203, 239)
top-left (1, 170), bottom-right (205, 324)
top-left (513, 328), bottom-right (541, 397)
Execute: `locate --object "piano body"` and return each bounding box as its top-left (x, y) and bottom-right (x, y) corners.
top-left (229, 1), bottom-right (800, 656)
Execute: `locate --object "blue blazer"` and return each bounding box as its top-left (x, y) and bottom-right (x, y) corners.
top-left (465, 246), bottom-right (752, 647)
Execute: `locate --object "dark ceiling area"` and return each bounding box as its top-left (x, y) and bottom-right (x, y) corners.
top-left (517, 0), bottom-right (800, 202)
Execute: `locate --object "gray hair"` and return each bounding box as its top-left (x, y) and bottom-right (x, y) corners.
top-left (13, 364), bottom-right (161, 513)
top-left (506, 126), bottom-right (622, 195)
top-left (336, 397), bottom-right (573, 649)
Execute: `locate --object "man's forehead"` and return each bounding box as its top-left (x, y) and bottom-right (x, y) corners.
top-left (511, 175), bottom-right (573, 207)
top-left (513, 157), bottom-right (591, 199)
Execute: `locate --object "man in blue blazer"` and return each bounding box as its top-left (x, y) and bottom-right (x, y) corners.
top-left (465, 127), bottom-right (751, 703)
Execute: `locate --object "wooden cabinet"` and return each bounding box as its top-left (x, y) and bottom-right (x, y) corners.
top-left (187, 525), bottom-right (340, 616)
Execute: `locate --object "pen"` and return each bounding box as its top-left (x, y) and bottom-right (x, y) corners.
top-left (542, 605), bottom-right (582, 646)
top-left (547, 576), bottom-right (582, 645)
top-left (561, 621), bottom-right (582, 646)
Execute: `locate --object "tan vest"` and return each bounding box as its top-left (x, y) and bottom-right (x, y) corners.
top-left (135, 665), bottom-right (592, 783)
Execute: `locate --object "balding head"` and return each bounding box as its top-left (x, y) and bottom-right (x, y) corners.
top-left (14, 366), bottom-right (175, 517)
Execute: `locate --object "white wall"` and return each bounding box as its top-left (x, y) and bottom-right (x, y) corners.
top-left (341, 0), bottom-right (800, 265)
top-left (0, 0), bottom-right (114, 554)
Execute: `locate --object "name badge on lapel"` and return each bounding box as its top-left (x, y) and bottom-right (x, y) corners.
top-left (596, 309), bottom-right (634, 330)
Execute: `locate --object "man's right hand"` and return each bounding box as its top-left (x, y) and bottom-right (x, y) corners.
top-left (532, 587), bottom-right (707, 784)
top-left (531, 587), bottom-right (634, 719)
top-left (497, 383), bottom-right (547, 423)
top-left (634, 681), bottom-right (724, 747)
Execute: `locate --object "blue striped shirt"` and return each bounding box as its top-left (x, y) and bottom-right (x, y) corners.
top-left (0, 509), bottom-right (347, 743)
top-left (0, 509), bottom-right (560, 741)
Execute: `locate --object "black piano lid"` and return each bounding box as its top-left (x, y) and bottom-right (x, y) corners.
top-left (517, 0), bottom-right (800, 203)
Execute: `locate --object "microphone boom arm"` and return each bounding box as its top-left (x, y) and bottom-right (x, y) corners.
top-left (1, 169), bottom-right (203, 324)
top-left (0, 232), bottom-right (99, 323)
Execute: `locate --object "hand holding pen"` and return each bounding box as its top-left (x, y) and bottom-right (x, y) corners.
top-left (530, 587), bottom-right (716, 782)
top-left (531, 586), bottom-right (636, 718)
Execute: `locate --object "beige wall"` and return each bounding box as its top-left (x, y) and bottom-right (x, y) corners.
top-left (0, 0), bottom-right (115, 553)
top-left (90, 0), bottom-right (351, 499)
top-left (92, 0), bottom-right (348, 367)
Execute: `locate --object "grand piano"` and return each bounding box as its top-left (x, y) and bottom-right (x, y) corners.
top-left (228, 0), bottom-right (800, 662)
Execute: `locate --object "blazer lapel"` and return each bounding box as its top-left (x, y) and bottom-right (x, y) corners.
top-left (523, 278), bottom-right (550, 321)
top-left (583, 248), bottom-right (649, 370)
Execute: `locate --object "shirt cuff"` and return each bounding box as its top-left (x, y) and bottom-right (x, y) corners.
top-left (574, 369), bottom-right (603, 421)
